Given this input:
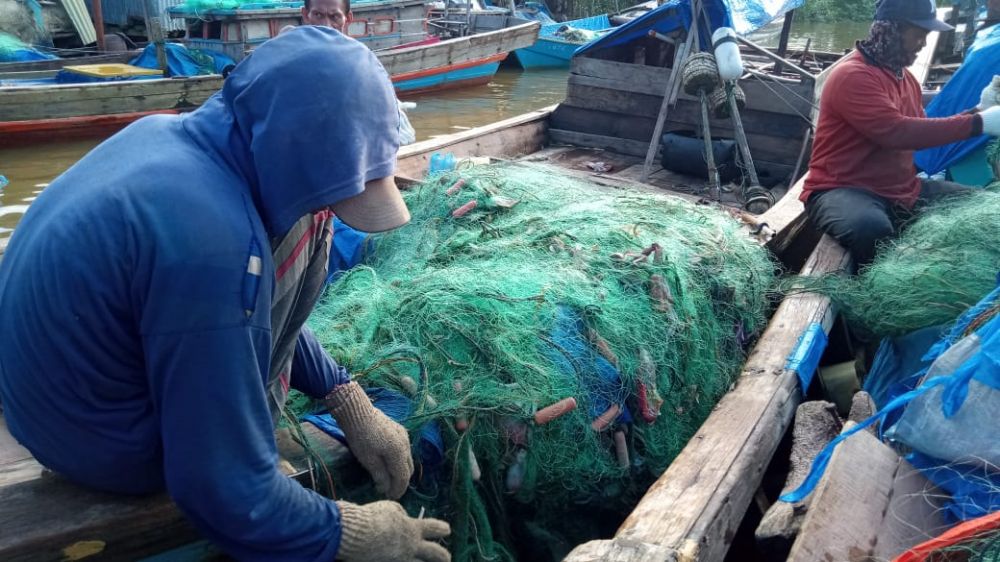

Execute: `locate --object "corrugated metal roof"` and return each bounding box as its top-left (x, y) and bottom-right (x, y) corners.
top-left (86, 0), bottom-right (188, 32)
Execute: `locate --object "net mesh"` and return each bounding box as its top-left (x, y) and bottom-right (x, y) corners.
top-left (794, 186), bottom-right (1000, 338)
top-left (302, 162), bottom-right (777, 560)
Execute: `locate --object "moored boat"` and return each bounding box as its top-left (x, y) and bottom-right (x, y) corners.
top-left (0, 10), bottom-right (539, 147)
top-left (512, 13), bottom-right (612, 69)
top-left (0, 4), bottom-right (959, 562)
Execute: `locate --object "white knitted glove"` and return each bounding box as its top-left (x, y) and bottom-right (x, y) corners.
top-left (981, 106), bottom-right (1000, 137)
top-left (325, 382), bottom-right (414, 499)
top-left (336, 501), bottom-right (450, 562)
top-left (979, 76), bottom-right (1000, 111)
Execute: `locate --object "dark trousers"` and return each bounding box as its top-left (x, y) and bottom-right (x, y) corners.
top-left (805, 180), bottom-right (970, 267)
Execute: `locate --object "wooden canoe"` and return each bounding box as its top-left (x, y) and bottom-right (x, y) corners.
top-left (0, 19), bottom-right (540, 148)
top-left (0, 93), bottom-right (847, 562)
top-left (0, 13), bottom-right (951, 562)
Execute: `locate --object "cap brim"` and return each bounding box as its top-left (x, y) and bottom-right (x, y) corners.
top-left (331, 176), bottom-right (411, 233)
top-left (907, 17), bottom-right (954, 32)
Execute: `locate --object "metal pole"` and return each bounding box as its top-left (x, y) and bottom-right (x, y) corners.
top-left (91, 0), bottom-right (106, 51)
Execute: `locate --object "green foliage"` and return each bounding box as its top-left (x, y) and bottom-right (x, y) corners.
top-left (796, 0), bottom-right (877, 22)
top-left (306, 162), bottom-right (776, 560)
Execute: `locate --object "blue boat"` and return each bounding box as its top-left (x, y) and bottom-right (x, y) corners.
top-left (513, 14), bottom-right (611, 69)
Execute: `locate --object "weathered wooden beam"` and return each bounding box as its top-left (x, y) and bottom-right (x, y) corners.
top-left (564, 235), bottom-right (852, 562)
top-left (0, 422), bottom-right (352, 561)
top-left (395, 106), bottom-right (553, 178)
top-left (772, 10), bottom-right (795, 76)
top-left (787, 423), bottom-right (949, 562)
top-left (735, 36), bottom-right (815, 83)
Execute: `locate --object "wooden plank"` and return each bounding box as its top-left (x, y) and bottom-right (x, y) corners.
top-left (563, 84), bottom-right (809, 141)
top-left (0, 52), bottom-right (135, 73)
top-left (0, 420), bottom-right (352, 561)
top-left (379, 20), bottom-right (540, 76)
top-left (872, 460), bottom-right (950, 560)
top-left (569, 57), bottom-right (816, 118)
top-left (395, 106), bottom-right (553, 178)
top-left (549, 128), bottom-right (651, 158)
top-left (760, 173), bottom-right (807, 255)
top-left (787, 422), bottom-right (950, 562)
top-left (0, 77), bottom-right (222, 121)
top-left (565, 235), bottom-right (852, 562)
top-left (787, 423), bottom-right (897, 562)
top-left (551, 105), bottom-right (802, 165)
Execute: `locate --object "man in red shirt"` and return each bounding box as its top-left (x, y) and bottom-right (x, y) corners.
top-left (803, 0), bottom-right (1000, 266)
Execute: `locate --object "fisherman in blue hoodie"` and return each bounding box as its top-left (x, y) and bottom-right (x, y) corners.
top-left (0, 27), bottom-right (450, 562)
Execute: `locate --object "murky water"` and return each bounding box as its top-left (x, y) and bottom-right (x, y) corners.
top-left (0, 67), bottom-right (570, 246)
top-left (750, 19), bottom-right (872, 54)
top-left (0, 22), bottom-right (867, 245)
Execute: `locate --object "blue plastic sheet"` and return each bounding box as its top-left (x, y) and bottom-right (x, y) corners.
top-left (576, 0), bottom-right (803, 57)
top-left (914, 23), bottom-right (1000, 175)
top-left (781, 281), bottom-right (1000, 515)
top-left (544, 305), bottom-right (633, 424)
top-left (129, 43), bottom-right (235, 77)
top-left (303, 387), bottom-right (446, 470)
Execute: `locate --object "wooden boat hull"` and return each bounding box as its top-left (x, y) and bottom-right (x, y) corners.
top-left (513, 14), bottom-right (611, 69)
top-left (0, 102), bottom-right (845, 562)
top-left (0, 20), bottom-right (539, 146)
top-left (0, 11), bottom-right (955, 561)
top-left (0, 110), bottom-right (180, 148)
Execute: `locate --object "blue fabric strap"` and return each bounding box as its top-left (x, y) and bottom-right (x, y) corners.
top-left (785, 322), bottom-right (827, 393)
top-left (779, 376), bottom-right (950, 503)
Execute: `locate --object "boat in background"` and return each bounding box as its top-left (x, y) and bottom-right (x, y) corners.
top-left (512, 13), bottom-right (612, 69)
top-left (0, 3), bottom-right (538, 147)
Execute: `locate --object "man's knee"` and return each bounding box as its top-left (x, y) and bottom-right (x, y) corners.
top-left (846, 210), bottom-right (894, 247)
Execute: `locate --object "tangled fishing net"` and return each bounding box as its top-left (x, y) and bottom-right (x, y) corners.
top-left (801, 186), bottom-right (1000, 338)
top-left (0, 32), bottom-right (53, 63)
top-left (302, 162), bottom-right (776, 560)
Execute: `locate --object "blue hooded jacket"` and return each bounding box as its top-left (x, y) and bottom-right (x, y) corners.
top-left (0, 27), bottom-right (398, 560)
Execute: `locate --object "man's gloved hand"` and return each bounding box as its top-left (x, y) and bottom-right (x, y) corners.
top-left (325, 381), bottom-right (414, 499)
top-left (336, 501), bottom-right (450, 562)
top-left (981, 106), bottom-right (1000, 137)
top-left (978, 76), bottom-right (1000, 110)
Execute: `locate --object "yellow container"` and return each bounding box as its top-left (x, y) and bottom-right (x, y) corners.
top-left (62, 64), bottom-right (162, 78)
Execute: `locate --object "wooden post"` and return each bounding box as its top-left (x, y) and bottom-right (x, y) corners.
top-left (640, 0), bottom-right (701, 182)
top-left (91, 0), bottom-right (106, 51)
top-left (142, 0), bottom-right (169, 76)
top-left (699, 90), bottom-right (720, 199)
top-left (465, 0), bottom-right (472, 37)
top-left (773, 10), bottom-right (794, 76)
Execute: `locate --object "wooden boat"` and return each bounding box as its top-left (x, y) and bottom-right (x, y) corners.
top-left (0, 8), bottom-right (953, 562)
top-left (0, 14), bottom-right (539, 148)
top-left (512, 14), bottom-right (612, 69)
top-left (0, 104), bottom-right (849, 562)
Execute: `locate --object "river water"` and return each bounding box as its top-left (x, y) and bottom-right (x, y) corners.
top-left (0, 22), bottom-right (867, 245)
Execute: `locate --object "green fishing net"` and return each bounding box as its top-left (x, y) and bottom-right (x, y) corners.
top-left (795, 185), bottom-right (1000, 339)
top-left (303, 162), bottom-right (776, 560)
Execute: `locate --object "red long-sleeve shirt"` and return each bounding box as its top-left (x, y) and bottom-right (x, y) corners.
top-left (803, 51), bottom-right (980, 208)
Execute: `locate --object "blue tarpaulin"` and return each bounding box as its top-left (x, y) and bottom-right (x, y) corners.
top-left (914, 23), bottom-right (1000, 175)
top-left (575, 0), bottom-right (803, 57)
top-left (129, 43), bottom-right (235, 77)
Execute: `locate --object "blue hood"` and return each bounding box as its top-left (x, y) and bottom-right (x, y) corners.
top-left (183, 26), bottom-right (400, 237)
